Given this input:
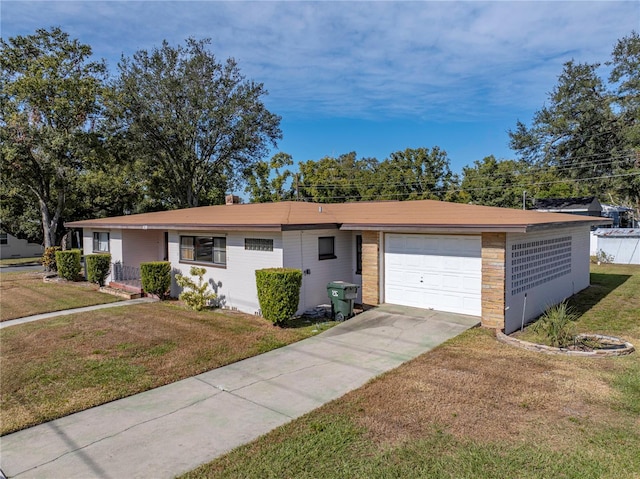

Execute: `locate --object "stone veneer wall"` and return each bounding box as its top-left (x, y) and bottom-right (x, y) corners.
top-left (481, 232), bottom-right (506, 330)
top-left (361, 231), bottom-right (380, 307)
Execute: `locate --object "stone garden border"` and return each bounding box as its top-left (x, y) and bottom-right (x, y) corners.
top-left (496, 331), bottom-right (635, 357)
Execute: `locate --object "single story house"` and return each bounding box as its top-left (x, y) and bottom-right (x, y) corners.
top-left (0, 230), bottom-right (44, 259)
top-left (66, 200), bottom-right (609, 334)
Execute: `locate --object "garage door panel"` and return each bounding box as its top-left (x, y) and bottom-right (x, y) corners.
top-left (384, 234), bottom-right (481, 316)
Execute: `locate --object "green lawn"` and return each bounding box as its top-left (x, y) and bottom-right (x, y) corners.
top-left (183, 264), bottom-right (640, 479)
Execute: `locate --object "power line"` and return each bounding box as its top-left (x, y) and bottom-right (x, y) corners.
top-left (294, 158), bottom-right (638, 190)
top-left (292, 171), bottom-right (640, 201)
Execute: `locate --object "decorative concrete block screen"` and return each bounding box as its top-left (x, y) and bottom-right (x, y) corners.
top-left (510, 236), bottom-right (572, 296)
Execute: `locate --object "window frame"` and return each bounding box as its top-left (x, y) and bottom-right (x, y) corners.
top-left (318, 236), bottom-right (336, 260)
top-left (179, 235), bottom-right (227, 267)
top-left (92, 231), bottom-right (109, 253)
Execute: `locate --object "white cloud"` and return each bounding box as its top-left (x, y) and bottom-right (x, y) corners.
top-left (2, 0), bottom-right (638, 121)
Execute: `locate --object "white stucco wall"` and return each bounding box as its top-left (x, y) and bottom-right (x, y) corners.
top-left (83, 228), bottom-right (123, 283)
top-left (283, 228), bottom-right (360, 313)
top-left (168, 230), bottom-right (284, 314)
top-left (504, 226), bottom-right (591, 334)
top-left (0, 233), bottom-right (44, 259)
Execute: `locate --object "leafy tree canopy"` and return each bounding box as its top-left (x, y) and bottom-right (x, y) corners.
top-left (0, 27), bottom-right (107, 246)
top-left (109, 37), bottom-right (282, 209)
top-left (252, 148), bottom-right (457, 204)
top-left (244, 152), bottom-right (294, 203)
top-left (509, 31), bottom-right (640, 211)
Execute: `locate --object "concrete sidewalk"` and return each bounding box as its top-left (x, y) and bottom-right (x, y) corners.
top-left (0, 305), bottom-right (479, 479)
top-left (0, 297), bottom-right (158, 329)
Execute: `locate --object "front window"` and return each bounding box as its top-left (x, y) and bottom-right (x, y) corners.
top-left (318, 236), bottom-right (336, 260)
top-left (180, 236), bottom-right (226, 266)
top-left (0, 232), bottom-right (7, 245)
top-left (93, 232), bottom-right (109, 252)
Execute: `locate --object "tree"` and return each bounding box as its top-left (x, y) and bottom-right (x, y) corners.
top-left (244, 152), bottom-right (294, 203)
top-left (255, 148), bottom-right (456, 203)
top-left (110, 38), bottom-right (282, 209)
top-left (0, 27), bottom-right (107, 247)
top-left (459, 156), bottom-right (585, 209)
top-left (509, 32), bottom-right (640, 212)
top-left (297, 152), bottom-right (370, 202)
top-left (373, 147), bottom-right (454, 201)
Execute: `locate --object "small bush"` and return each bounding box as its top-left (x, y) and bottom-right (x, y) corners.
top-left (595, 249), bottom-right (614, 264)
top-left (255, 268), bottom-right (302, 325)
top-left (86, 254), bottom-right (111, 286)
top-left (42, 246), bottom-right (61, 272)
top-left (140, 261), bottom-right (171, 299)
top-left (176, 266), bottom-right (216, 311)
top-left (531, 301), bottom-right (580, 348)
top-left (55, 249), bottom-right (82, 281)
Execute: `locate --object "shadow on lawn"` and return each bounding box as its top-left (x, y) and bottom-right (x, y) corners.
top-left (568, 272), bottom-right (631, 316)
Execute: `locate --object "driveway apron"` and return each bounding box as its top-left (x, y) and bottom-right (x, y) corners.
top-left (0, 305), bottom-right (479, 479)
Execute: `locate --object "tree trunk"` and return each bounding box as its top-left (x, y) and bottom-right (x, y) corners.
top-left (39, 199), bottom-right (55, 248)
top-left (38, 189), bottom-right (64, 248)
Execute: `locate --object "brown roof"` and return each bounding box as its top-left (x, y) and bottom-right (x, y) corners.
top-left (65, 200), bottom-right (611, 233)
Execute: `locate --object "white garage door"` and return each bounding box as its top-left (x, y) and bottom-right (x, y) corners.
top-left (384, 234), bottom-right (481, 316)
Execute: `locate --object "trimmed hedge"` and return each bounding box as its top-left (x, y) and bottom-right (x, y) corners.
top-left (55, 249), bottom-right (82, 281)
top-left (86, 254), bottom-right (111, 286)
top-left (255, 268), bottom-right (302, 325)
top-left (42, 246), bottom-right (61, 272)
top-left (140, 261), bottom-right (171, 299)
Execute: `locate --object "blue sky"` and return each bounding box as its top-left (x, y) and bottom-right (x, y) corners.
top-left (2, 1), bottom-right (639, 174)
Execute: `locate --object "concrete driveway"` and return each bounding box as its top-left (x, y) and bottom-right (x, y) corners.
top-left (0, 304), bottom-right (479, 479)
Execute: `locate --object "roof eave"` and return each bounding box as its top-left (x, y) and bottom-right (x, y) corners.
top-left (64, 222), bottom-right (341, 232)
top-left (340, 224), bottom-right (530, 233)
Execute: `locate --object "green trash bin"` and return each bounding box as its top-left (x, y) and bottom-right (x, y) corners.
top-left (327, 281), bottom-right (359, 321)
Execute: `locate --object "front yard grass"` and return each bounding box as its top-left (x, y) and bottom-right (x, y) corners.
top-left (0, 271), bottom-right (120, 321)
top-left (0, 302), bottom-right (334, 435)
top-left (183, 263), bottom-right (640, 479)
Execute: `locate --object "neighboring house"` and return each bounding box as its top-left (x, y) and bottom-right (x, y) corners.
top-left (601, 204), bottom-right (638, 228)
top-left (66, 200), bottom-right (609, 334)
top-left (592, 228), bottom-right (640, 265)
top-left (533, 197), bottom-right (603, 217)
top-left (0, 230), bottom-right (44, 259)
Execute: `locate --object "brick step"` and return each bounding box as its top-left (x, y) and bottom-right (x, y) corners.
top-left (108, 281), bottom-right (143, 294)
top-left (101, 283), bottom-right (143, 299)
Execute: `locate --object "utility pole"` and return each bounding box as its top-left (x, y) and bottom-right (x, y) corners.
top-left (523, 190), bottom-right (527, 210)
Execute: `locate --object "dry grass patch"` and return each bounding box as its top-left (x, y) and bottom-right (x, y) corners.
top-left (342, 328), bottom-right (623, 449)
top-left (0, 302), bottom-right (329, 435)
top-left (0, 271), bottom-right (120, 321)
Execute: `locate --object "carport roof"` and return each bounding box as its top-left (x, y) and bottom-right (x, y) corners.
top-left (65, 200), bottom-right (611, 233)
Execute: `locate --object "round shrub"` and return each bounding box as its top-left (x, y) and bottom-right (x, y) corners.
top-left (86, 253), bottom-right (112, 286)
top-left (255, 268), bottom-right (302, 325)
